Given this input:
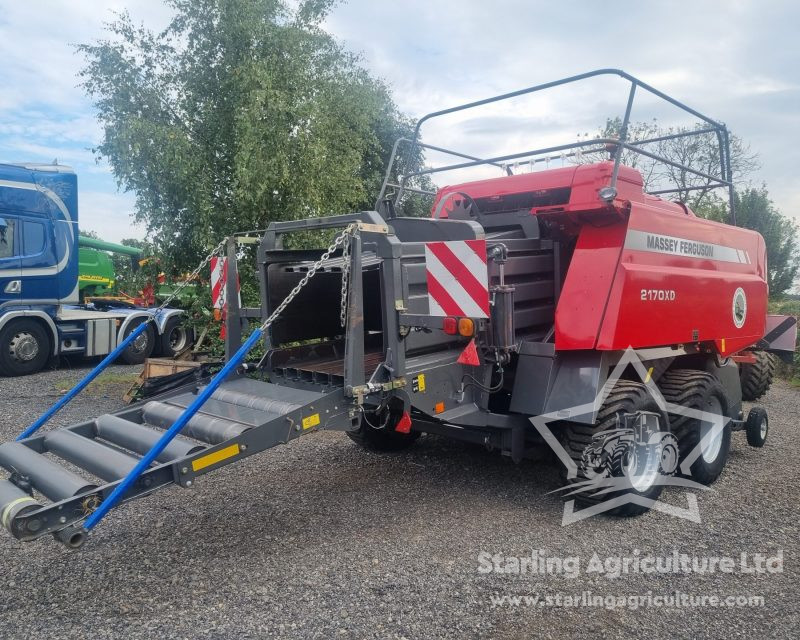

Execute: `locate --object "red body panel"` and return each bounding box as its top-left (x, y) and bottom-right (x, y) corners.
top-left (593, 202), bottom-right (766, 354)
top-left (431, 162), bottom-right (769, 355)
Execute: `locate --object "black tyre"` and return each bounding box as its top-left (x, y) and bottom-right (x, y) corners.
top-left (117, 318), bottom-right (155, 365)
top-left (560, 380), bottom-right (671, 517)
top-left (0, 319), bottom-right (51, 376)
top-left (658, 370), bottom-right (731, 485)
top-left (745, 407), bottom-right (768, 448)
top-left (158, 316), bottom-right (194, 358)
top-left (739, 351), bottom-right (776, 401)
top-left (346, 411), bottom-right (420, 452)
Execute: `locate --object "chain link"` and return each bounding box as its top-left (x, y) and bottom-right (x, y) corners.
top-left (260, 224), bottom-right (358, 334)
top-left (150, 238), bottom-right (227, 316)
top-left (150, 224), bottom-right (356, 350)
top-left (339, 231), bottom-right (352, 328)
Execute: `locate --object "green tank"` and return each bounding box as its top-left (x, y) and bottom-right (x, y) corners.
top-left (78, 235), bottom-right (143, 298)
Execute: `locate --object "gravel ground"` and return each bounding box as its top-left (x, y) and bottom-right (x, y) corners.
top-left (0, 362), bottom-right (798, 639)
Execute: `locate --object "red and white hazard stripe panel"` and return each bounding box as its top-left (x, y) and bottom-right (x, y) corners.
top-left (424, 239), bottom-right (489, 318)
top-left (210, 257), bottom-right (241, 310)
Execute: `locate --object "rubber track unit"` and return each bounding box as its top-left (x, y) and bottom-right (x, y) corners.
top-left (739, 352), bottom-right (776, 401)
top-left (560, 379), bottom-right (669, 517)
top-left (657, 369), bottom-right (730, 484)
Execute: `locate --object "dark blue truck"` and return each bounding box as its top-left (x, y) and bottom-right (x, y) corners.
top-left (0, 162), bottom-right (183, 375)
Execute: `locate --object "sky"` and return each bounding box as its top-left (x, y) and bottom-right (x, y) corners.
top-left (0, 0), bottom-right (798, 241)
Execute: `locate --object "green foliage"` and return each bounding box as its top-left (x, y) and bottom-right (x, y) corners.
top-left (699, 187), bottom-right (800, 298)
top-left (78, 0), bottom-right (422, 274)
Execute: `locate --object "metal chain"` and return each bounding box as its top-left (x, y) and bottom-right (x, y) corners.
top-left (151, 238), bottom-right (228, 315)
top-left (339, 231), bottom-right (353, 328)
top-left (260, 224), bottom-right (358, 334)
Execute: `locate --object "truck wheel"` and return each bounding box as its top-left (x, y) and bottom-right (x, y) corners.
top-left (658, 370), bottom-right (731, 485)
top-left (117, 319), bottom-right (155, 365)
top-left (346, 411), bottom-right (420, 452)
top-left (0, 319), bottom-right (51, 376)
top-left (158, 316), bottom-right (194, 358)
top-left (740, 352), bottom-right (776, 401)
top-left (560, 380), bottom-right (671, 517)
top-left (745, 407), bottom-right (768, 448)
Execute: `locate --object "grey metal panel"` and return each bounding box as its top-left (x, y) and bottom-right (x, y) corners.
top-left (541, 351), bottom-right (606, 423)
top-left (706, 358), bottom-right (743, 419)
top-left (86, 318), bottom-right (115, 356)
top-left (0, 442), bottom-right (97, 502)
top-left (389, 217), bottom-right (483, 242)
top-left (508, 352), bottom-right (557, 416)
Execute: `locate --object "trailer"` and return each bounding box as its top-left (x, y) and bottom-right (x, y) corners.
top-left (0, 69), bottom-right (796, 549)
top-left (0, 163), bottom-right (186, 375)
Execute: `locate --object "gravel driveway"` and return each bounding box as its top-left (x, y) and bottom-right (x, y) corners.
top-left (0, 362), bottom-right (797, 639)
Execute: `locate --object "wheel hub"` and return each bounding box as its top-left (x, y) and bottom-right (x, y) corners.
top-left (9, 332), bottom-right (39, 362)
top-left (131, 333), bottom-right (148, 353)
top-left (169, 326), bottom-right (189, 352)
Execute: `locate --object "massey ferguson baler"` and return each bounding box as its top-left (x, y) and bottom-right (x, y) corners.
top-left (0, 69), bottom-right (795, 548)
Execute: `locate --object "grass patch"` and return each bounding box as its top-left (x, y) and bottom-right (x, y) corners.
top-left (55, 371), bottom-right (140, 396)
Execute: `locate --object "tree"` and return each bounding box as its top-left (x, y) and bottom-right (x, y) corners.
top-left (585, 118), bottom-right (759, 212)
top-left (78, 0), bottom-right (422, 272)
top-left (703, 187), bottom-right (800, 297)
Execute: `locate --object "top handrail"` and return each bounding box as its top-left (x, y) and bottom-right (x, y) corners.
top-left (377, 69), bottom-right (736, 223)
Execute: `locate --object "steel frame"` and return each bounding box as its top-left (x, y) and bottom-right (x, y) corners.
top-left (376, 69), bottom-right (736, 223)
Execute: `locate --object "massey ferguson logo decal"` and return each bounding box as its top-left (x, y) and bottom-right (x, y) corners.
top-left (733, 287), bottom-right (747, 328)
top-left (625, 229), bottom-right (752, 264)
top-left (646, 234), bottom-right (714, 258)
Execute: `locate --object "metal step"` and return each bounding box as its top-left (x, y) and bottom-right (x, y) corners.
top-left (0, 442), bottom-right (97, 501)
top-left (44, 430), bottom-right (142, 482)
top-left (95, 414), bottom-right (206, 463)
top-left (0, 374), bottom-right (350, 546)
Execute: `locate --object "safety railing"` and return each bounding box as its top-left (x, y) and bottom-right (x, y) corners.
top-left (376, 68), bottom-right (736, 223)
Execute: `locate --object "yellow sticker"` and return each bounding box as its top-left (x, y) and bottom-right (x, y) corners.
top-left (191, 443), bottom-right (240, 472)
top-left (417, 374), bottom-right (426, 393)
top-left (302, 413), bottom-right (321, 430)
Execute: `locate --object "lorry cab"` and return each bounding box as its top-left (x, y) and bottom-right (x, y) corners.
top-left (0, 163), bottom-right (79, 308)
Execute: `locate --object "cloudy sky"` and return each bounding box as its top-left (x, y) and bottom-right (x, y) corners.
top-left (0, 0), bottom-right (797, 241)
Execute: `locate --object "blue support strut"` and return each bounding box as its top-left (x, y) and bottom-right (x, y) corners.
top-left (16, 321), bottom-right (151, 441)
top-left (84, 327), bottom-right (264, 531)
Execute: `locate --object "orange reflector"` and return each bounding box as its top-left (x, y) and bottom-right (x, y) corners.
top-left (213, 308), bottom-right (222, 322)
top-left (458, 318), bottom-right (474, 336)
top-left (442, 317), bottom-right (458, 334)
top-left (434, 402), bottom-right (445, 414)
